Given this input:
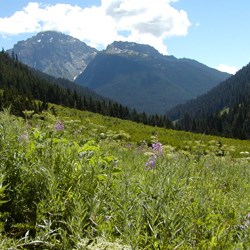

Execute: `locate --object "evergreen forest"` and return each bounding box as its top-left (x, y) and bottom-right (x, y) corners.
top-left (0, 51), bottom-right (173, 129)
top-left (168, 63), bottom-right (250, 139)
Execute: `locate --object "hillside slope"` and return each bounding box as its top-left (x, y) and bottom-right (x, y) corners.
top-left (167, 62), bottom-right (250, 120)
top-left (76, 41), bottom-right (230, 114)
top-left (0, 50), bottom-right (105, 116)
top-left (0, 51), bottom-right (172, 128)
top-left (0, 103), bottom-right (249, 249)
top-left (167, 62), bottom-right (250, 139)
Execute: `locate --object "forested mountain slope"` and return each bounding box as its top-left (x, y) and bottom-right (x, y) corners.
top-left (8, 32), bottom-right (230, 115)
top-left (168, 62), bottom-right (250, 139)
top-left (0, 51), bottom-right (172, 128)
top-left (75, 41), bottom-right (230, 114)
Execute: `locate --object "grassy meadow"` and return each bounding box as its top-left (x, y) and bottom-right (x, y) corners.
top-left (0, 105), bottom-right (249, 249)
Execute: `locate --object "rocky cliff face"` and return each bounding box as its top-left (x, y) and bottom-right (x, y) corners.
top-left (8, 31), bottom-right (97, 81)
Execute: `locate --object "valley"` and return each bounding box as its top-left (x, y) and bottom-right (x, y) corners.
top-left (0, 103), bottom-right (249, 249)
top-left (8, 31), bottom-right (230, 115)
top-left (0, 31), bottom-right (249, 249)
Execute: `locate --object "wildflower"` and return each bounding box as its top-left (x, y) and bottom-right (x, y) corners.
top-left (240, 151), bottom-right (250, 155)
top-left (152, 142), bottom-right (163, 156)
top-left (145, 154), bottom-right (157, 170)
top-left (145, 141), bottom-right (163, 170)
top-left (54, 120), bottom-right (64, 131)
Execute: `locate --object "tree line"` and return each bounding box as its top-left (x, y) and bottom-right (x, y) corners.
top-left (0, 50), bottom-right (173, 129)
top-left (175, 98), bottom-right (250, 140)
top-left (168, 62), bottom-right (250, 139)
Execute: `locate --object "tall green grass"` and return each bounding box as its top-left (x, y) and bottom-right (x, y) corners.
top-left (0, 107), bottom-right (249, 249)
top-left (53, 104), bottom-right (250, 157)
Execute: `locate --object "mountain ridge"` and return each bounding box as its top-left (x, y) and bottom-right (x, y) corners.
top-left (0, 50), bottom-right (173, 128)
top-left (166, 62), bottom-right (250, 139)
top-left (7, 31), bottom-right (231, 114)
top-left (167, 62), bottom-right (250, 120)
top-left (76, 41), bottom-right (230, 114)
top-left (7, 31), bottom-right (98, 81)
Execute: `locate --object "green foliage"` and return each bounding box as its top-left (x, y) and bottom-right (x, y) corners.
top-left (0, 51), bottom-right (173, 129)
top-left (53, 104), bottom-right (250, 157)
top-left (169, 62), bottom-right (250, 139)
top-left (76, 44), bottom-right (229, 114)
top-left (0, 107), bottom-right (249, 249)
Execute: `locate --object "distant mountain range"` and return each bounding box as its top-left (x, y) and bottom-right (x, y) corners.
top-left (8, 31), bottom-right (97, 81)
top-left (8, 31), bottom-right (230, 114)
top-left (3, 31), bottom-right (250, 139)
top-left (0, 50), bottom-right (173, 128)
top-left (76, 41), bottom-right (230, 114)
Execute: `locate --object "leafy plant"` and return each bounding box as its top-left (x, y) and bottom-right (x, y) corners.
top-left (0, 107), bottom-right (249, 249)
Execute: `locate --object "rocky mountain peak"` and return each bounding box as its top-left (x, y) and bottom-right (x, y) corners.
top-left (105, 41), bottom-right (161, 57)
top-left (9, 31), bottom-right (98, 81)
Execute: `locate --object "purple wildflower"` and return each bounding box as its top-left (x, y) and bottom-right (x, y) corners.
top-left (152, 142), bottom-right (163, 156)
top-left (145, 155), bottom-right (157, 170)
top-left (54, 120), bottom-right (64, 131)
top-left (145, 141), bottom-right (163, 170)
top-left (145, 154), bottom-right (157, 169)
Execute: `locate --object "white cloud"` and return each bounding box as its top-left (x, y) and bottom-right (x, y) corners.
top-left (0, 0), bottom-right (191, 54)
top-left (217, 64), bottom-right (238, 75)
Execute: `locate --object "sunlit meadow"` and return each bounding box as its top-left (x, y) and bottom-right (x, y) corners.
top-left (0, 106), bottom-right (249, 249)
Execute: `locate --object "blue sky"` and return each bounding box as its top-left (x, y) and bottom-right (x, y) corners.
top-left (0, 0), bottom-right (249, 74)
